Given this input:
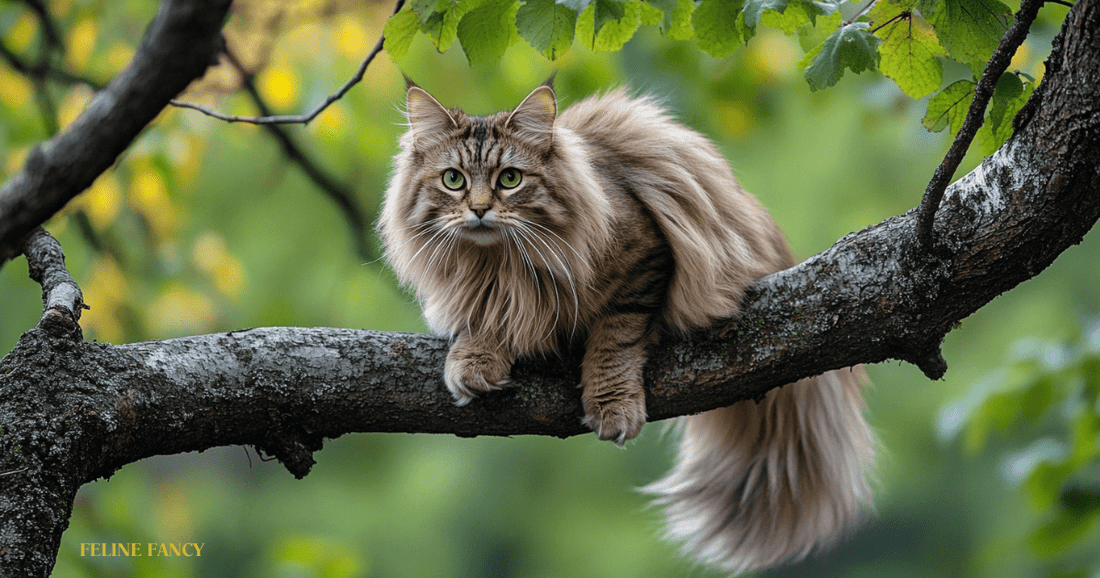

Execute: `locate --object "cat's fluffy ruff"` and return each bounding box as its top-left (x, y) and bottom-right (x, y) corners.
top-left (379, 84), bottom-right (874, 573)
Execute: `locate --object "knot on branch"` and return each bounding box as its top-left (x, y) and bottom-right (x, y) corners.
top-left (37, 307), bottom-right (83, 342)
top-left (912, 347), bottom-right (948, 381)
top-left (258, 427), bottom-right (324, 479)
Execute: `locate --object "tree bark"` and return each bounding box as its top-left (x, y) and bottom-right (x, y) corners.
top-left (1, 0), bottom-right (1099, 575)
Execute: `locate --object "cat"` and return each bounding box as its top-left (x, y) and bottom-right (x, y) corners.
top-left (379, 79), bottom-right (875, 574)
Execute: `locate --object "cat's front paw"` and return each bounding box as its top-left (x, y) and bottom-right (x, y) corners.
top-left (581, 391), bottom-right (647, 446)
top-left (443, 344), bottom-right (513, 406)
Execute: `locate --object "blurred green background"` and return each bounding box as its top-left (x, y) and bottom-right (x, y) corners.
top-left (2, 0), bottom-right (1099, 576)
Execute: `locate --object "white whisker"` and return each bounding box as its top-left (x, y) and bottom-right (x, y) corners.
top-left (507, 227), bottom-right (542, 310)
top-left (415, 219), bottom-right (460, 291)
top-left (517, 219), bottom-right (582, 338)
top-left (513, 220), bottom-right (579, 339)
top-left (511, 224), bottom-right (560, 339)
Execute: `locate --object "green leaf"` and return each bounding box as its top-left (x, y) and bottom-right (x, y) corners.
top-left (457, 0), bottom-right (520, 68)
top-left (384, 8), bottom-right (423, 61)
top-left (758, 0), bottom-right (822, 35)
top-left (978, 73), bottom-right (1030, 154)
top-left (421, 0), bottom-right (481, 52)
top-left (742, 0), bottom-right (789, 28)
top-left (922, 78), bottom-right (974, 133)
top-left (516, 0), bottom-right (577, 59)
top-left (1029, 510), bottom-right (1099, 556)
top-left (988, 71), bottom-right (1024, 131)
top-left (693, 0), bottom-right (745, 57)
top-left (919, 0), bottom-right (1012, 69)
top-left (871, 7), bottom-right (945, 98)
top-left (594, 0), bottom-right (627, 33)
top-left (797, 9), bottom-right (841, 52)
top-left (639, 1), bottom-right (664, 27)
top-left (411, 0), bottom-right (445, 22)
top-left (575, 0), bottom-right (644, 51)
top-left (646, 0), bottom-right (695, 40)
top-left (799, 22), bottom-right (881, 91)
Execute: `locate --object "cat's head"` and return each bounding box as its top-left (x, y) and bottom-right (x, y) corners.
top-left (387, 81), bottom-right (572, 249)
top-left (380, 81), bottom-right (613, 319)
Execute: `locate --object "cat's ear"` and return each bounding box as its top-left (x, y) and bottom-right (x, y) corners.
top-left (406, 86), bottom-right (457, 133)
top-left (507, 85), bottom-right (557, 142)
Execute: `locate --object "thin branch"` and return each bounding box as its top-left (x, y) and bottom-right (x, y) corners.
top-left (20, 227), bottom-right (85, 341)
top-left (0, 36), bottom-right (105, 89)
top-left (915, 0), bottom-right (1044, 249)
top-left (222, 48), bottom-right (374, 261)
top-left (846, 0), bottom-right (882, 26)
top-left (870, 11), bottom-right (910, 34)
top-left (22, 0), bottom-right (65, 51)
top-left (169, 0), bottom-right (406, 125)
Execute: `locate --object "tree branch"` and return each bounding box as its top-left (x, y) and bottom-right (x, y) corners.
top-left (169, 0), bottom-right (406, 125)
top-left (222, 47), bottom-right (374, 261)
top-left (0, 0), bottom-right (233, 267)
top-left (20, 227), bottom-right (86, 341)
top-left (915, 0), bottom-right (1044, 249)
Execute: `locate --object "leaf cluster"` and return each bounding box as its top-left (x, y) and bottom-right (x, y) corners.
top-left (386, 0), bottom-right (1036, 151)
top-left (940, 321), bottom-right (1100, 574)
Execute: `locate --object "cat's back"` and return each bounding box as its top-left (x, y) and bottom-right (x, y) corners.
top-left (557, 90), bottom-right (711, 159)
top-left (557, 88), bottom-right (794, 329)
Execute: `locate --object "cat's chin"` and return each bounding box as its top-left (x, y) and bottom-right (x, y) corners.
top-left (459, 227), bottom-right (502, 246)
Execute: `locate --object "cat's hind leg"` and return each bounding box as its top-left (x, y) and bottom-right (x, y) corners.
top-left (580, 312), bottom-right (655, 445)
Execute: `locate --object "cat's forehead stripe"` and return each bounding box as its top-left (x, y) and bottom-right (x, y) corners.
top-left (455, 117), bottom-right (506, 169)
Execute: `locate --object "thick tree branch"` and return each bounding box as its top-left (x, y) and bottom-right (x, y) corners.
top-left (0, 0), bottom-right (233, 267)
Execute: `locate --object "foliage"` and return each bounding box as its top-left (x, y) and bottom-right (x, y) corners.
top-left (940, 321), bottom-right (1100, 575)
top-left (387, 0), bottom-right (1039, 152)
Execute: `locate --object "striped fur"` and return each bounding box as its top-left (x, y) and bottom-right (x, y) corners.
top-left (379, 83), bottom-right (875, 573)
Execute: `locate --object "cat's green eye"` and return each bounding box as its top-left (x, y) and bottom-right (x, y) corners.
top-left (498, 168), bottom-right (522, 189)
top-left (442, 169), bottom-right (465, 190)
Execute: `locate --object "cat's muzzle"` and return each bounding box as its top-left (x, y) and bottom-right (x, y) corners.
top-left (460, 210), bottom-right (501, 245)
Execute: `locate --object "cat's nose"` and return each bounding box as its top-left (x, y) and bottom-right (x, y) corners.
top-left (469, 205), bottom-right (489, 218)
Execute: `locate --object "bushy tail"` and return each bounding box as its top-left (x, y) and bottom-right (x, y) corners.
top-left (643, 368), bottom-right (874, 574)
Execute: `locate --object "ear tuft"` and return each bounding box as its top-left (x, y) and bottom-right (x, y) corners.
top-left (406, 86), bottom-right (457, 131)
top-left (506, 85), bottom-right (557, 141)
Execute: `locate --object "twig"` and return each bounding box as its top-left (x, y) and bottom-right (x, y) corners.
top-left (0, 468), bottom-right (29, 478)
top-left (915, 0), bottom-right (1044, 249)
top-left (22, 0), bottom-right (64, 51)
top-left (222, 48), bottom-right (373, 260)
top-left (846, 0), bottom-right (881, 26)
top-left (170, 0), bottom-right (406, 125)
top-left (21, 227), bottom-right (86, 341)
top-left (0, 36), bottom-right (105, 89)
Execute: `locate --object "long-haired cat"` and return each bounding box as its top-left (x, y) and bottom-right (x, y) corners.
top-left (379, 79), bottom-right (875, 574)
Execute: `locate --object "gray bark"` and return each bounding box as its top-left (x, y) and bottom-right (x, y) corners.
top-left (1, 0), bottom-right (1099, 576)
